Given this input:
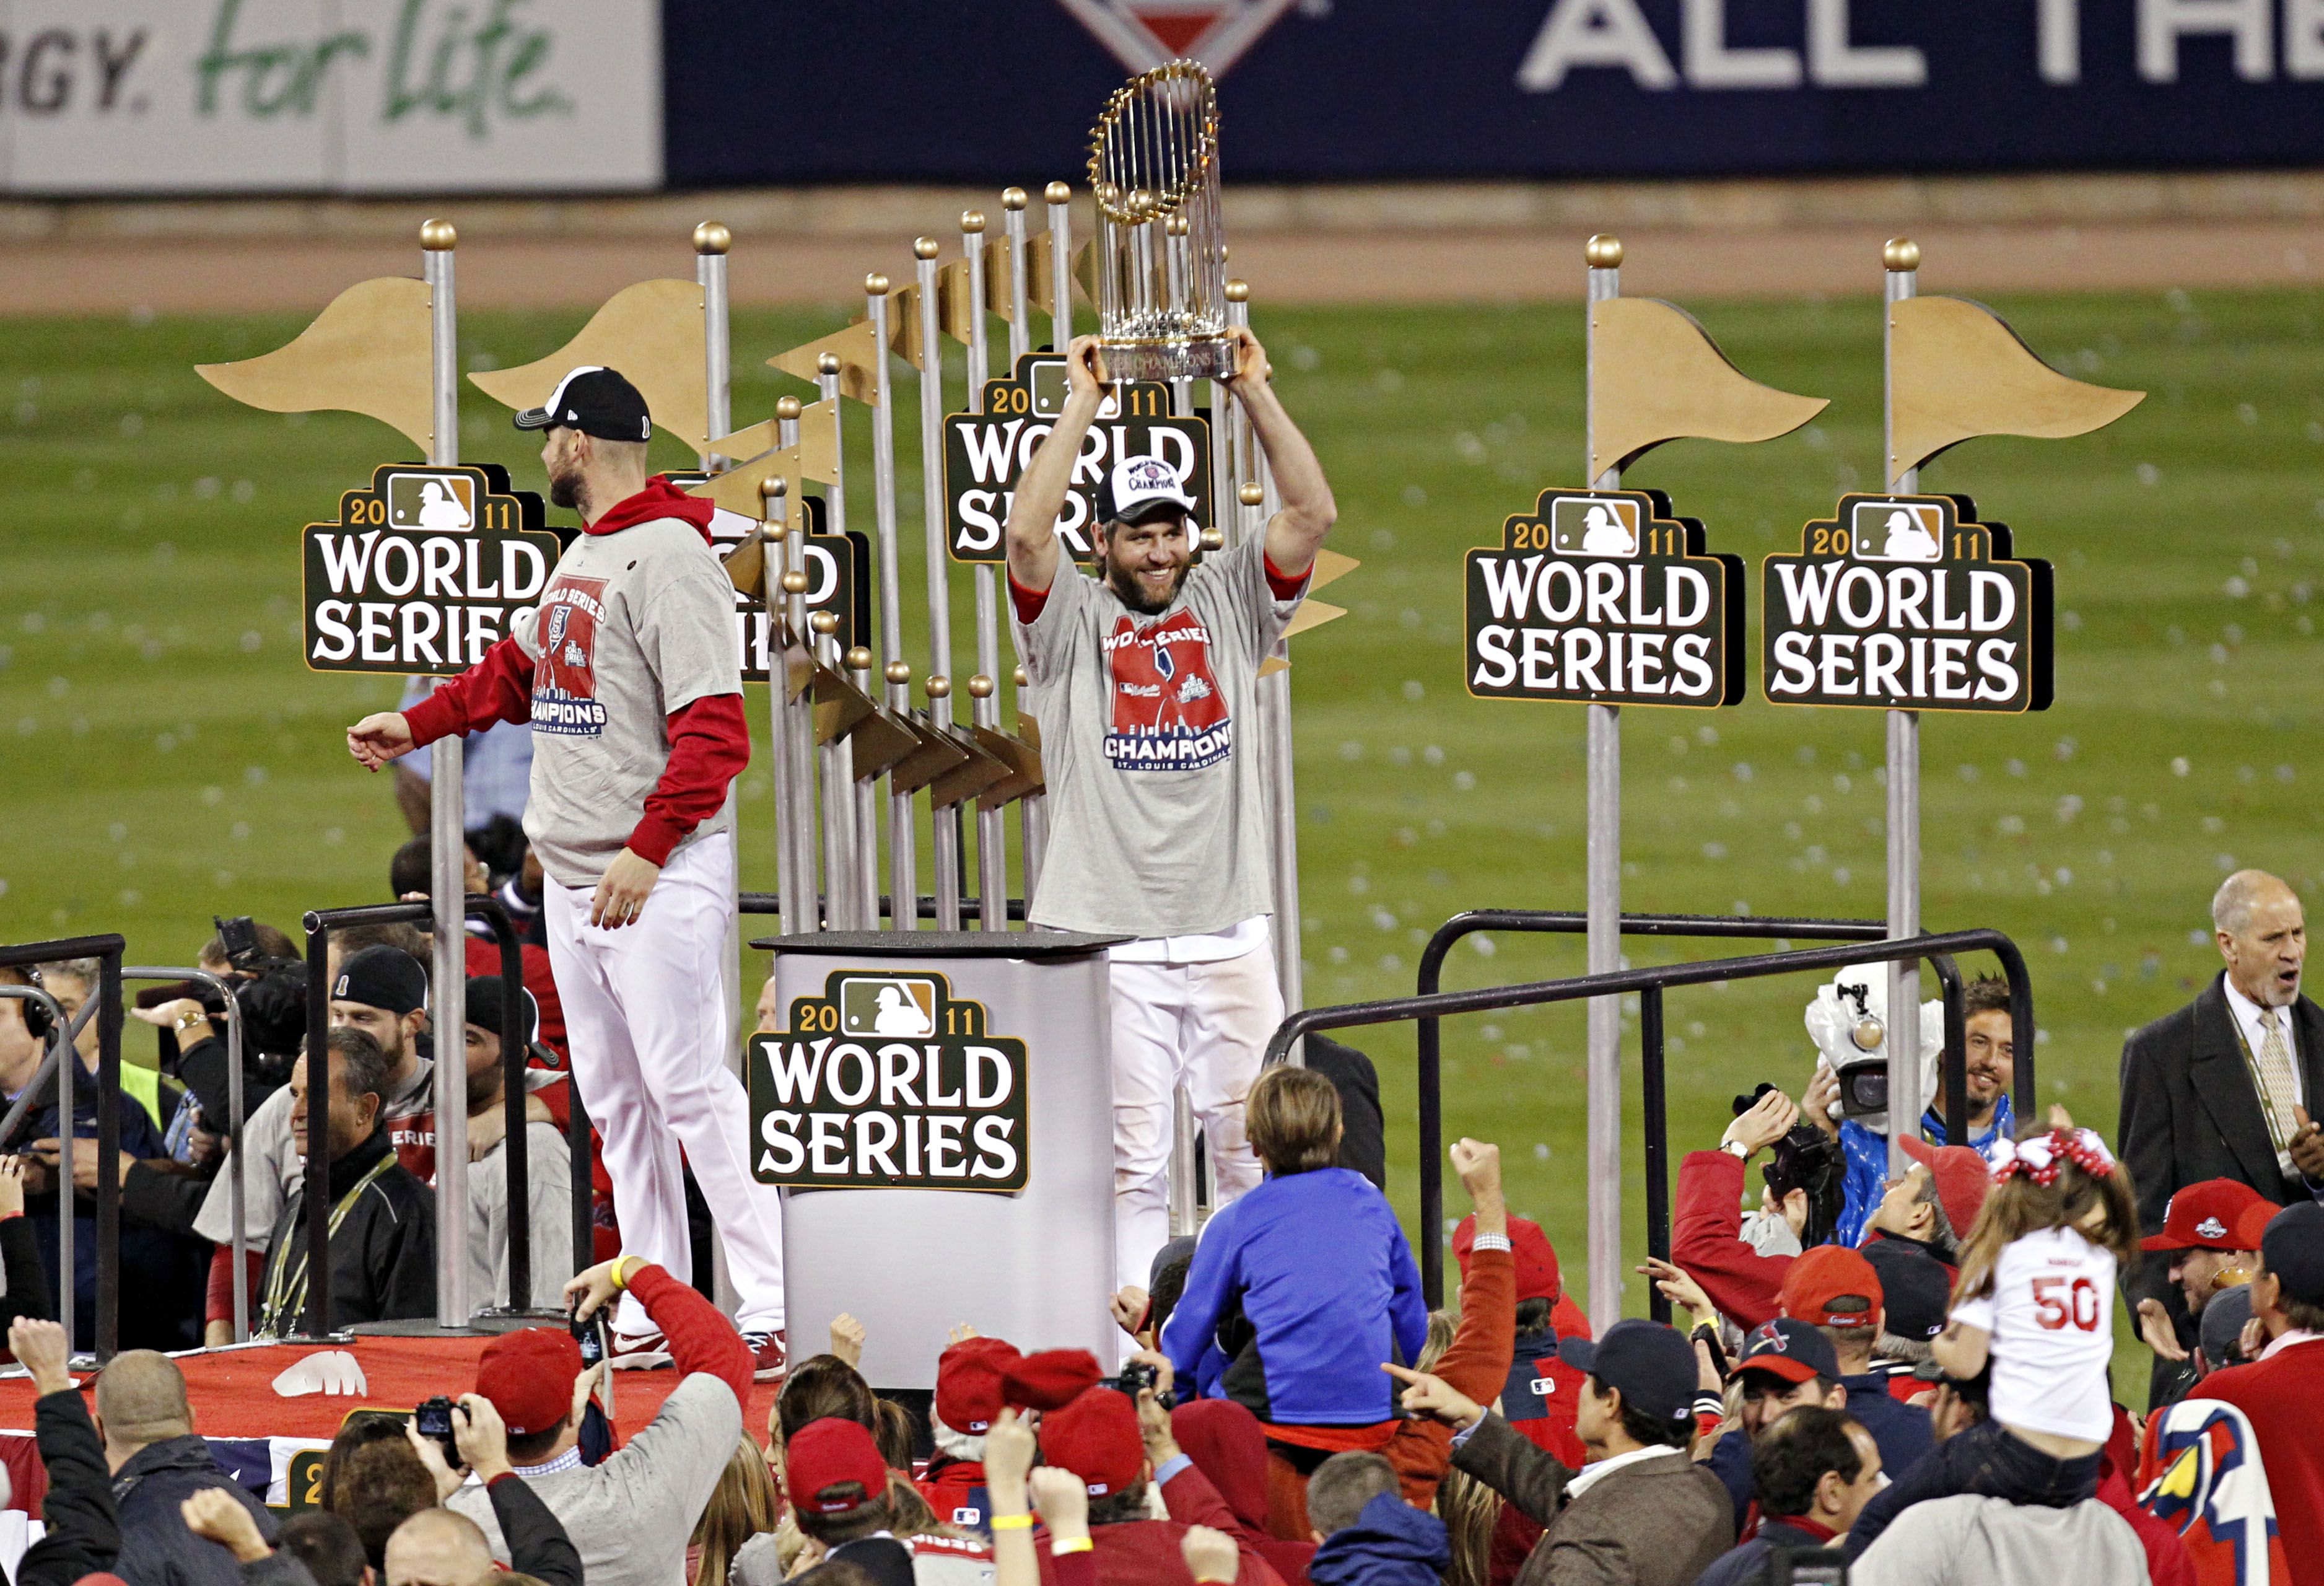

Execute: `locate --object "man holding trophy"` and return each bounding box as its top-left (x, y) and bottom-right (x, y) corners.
top-left (1005, 326), bottom-right (1338, 1289)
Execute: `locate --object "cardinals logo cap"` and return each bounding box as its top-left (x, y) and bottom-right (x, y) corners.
top-left (515, 366), bottom-right (654, 443)
top-left (1094, 453), bottom-right (1197, 527)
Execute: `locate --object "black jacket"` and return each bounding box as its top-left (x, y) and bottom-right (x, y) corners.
top-left (16, 1389), bottom-right (118, 1586)
top-left (112, 1435), bottom-right (279, 1586)
top-left (484, 1473), bottom-right (583, 1586)
top-left (2118, 974), bottom-right (2324, 1393)
top-left (258, 1126), bottom-right (435, 1335)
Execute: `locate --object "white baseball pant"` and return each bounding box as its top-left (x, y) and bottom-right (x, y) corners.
top-left (1109, 942), bottom-right (1282, 1290)
top-left (543, 831), bottom-right (786, 1336)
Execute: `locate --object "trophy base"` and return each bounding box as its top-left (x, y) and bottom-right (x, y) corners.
top-left (1099, 336), bottom-right (1237, 383)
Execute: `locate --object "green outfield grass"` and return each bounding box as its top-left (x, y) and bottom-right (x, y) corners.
top-left (4, 287), bottom-right (2321, 1399)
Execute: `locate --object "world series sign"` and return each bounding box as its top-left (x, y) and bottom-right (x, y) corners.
top-left (944, 353), bottom-right (1212, 562)
top-left (1761, 494), bottom-right (2053, 712)
top-left (1464, 488), bottom-right (1742, 708)
top-left (750, 969), bottom-right (1028, 1191)
top-left (676, 480), bottom-right (872, 681)
top-left (304, 465), bottom-right (561, 675)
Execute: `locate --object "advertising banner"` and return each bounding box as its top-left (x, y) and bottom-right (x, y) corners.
top-left (1, 0), bottom-right (659, 193)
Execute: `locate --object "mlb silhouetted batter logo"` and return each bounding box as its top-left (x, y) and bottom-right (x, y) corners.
top-left (1104, 609), bottom-right (1230, 770)
top-left (533, 575), bottom-right (610, 736)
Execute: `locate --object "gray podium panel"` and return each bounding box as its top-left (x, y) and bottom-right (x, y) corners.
top-left (753, 931), bottom-right (1122, 1390)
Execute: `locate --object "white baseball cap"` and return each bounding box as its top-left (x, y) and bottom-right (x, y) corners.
top-left (1097, 453), bottom-right (1197, 526)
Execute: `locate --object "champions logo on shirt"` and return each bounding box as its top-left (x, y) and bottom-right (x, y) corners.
top-left (533, 576), bottom-right (611, 736)
top-left (1103, 608), bottom-right (1231, 770)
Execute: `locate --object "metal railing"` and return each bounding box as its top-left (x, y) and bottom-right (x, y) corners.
top-left (299, 897), bottom-right (575, 1338)
top-left (120, 968), bottom-right (248, 1339)
top-left (1265, 927), bottom-right (2035, 1317)
top-left (738, 892), bottom-right (1028, 927)
top-left (0, 934), bottom-right (125, 1359)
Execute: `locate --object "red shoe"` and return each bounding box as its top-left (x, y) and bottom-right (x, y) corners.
top-left (743, 1330), bottom-right (787, 1383)
top-left (608, 1328), bottom-right (673, 1370)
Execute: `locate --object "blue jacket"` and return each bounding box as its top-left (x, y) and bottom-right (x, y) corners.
top-left (1308, 1492), bottom-right (1448, 1586)
top-left (1161, 1167), bottom-right (1428, 1426)
top-left (1834, 1096), bottom-right (2014, 1247)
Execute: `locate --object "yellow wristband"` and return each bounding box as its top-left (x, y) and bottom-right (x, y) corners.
top-left (990, 1514), bottom-right (1034, 1531)
top-left (1051, 1538), bottom-right (1093, 1556)
top-left (610, 1258), bottom-right (636, 1292)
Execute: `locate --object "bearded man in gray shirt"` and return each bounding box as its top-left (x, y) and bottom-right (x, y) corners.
top-left (1004, 328), bottom-right (1338, 1289)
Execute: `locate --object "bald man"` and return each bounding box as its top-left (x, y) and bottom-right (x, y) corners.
top-left (384, 1510), bottom-right (494, 1586)
top-left (2120, 868), bottom-right (2324, 1401)
top-left (97, 1351), bottom-right (277, 1586)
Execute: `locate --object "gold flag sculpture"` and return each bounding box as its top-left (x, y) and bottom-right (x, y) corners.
top-left (769, 320), bottom-right (884, 406)
top-left (470, 279), bottom-right (709, 452)
top-left (703, 398), bottom-right (842, 484)
top-left (1588, 297), bottom-right (1828, 482)
top-left (1887, 296), bottom-right (2144, 485)
top-left (1255, 546), bottom-right (1359, 678)
top-left (195, 277), bottom-right (435, 453)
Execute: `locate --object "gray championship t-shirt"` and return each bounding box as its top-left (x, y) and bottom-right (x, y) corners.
top-left (1013, 536), bottom-right (1300, 937)
top-left (513, 517), bottom-right (741, 888)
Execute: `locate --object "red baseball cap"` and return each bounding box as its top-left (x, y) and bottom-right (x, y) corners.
top-left (2142, 1179), bottom-right (2273, 1252)
top-left (1000, 1349), bottom-right (1103, 1412)
top-left (474, 1328), bottom-right (582, 1438)
top-left (1780, 1244), bottom-right (1884, 1329)
top-left (935, 1336), bottom-right (1021, 1434)
top-left (1452, 1214), bottom-right (1562, 1305)
top-left (1039, 1387), bottom-right (1144, 1497)
top-left (787, 1417), bottom-right (888, 1514)
top-left (1897, 1135), bottom-right (1990, 1237)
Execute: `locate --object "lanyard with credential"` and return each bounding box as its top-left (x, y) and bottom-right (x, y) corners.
top-left (259, 1151), bottom-right (396, 1336)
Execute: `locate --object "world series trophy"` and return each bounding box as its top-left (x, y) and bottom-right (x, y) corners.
top-left (1086, 60), bottom-right (1235, 382)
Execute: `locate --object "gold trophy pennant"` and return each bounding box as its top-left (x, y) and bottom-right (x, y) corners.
top-left (469, 279), bottom-right (709, 451)
top-left (1306, 548), bottom-right (1360, 594)
top-left (1587, 297), bottom-right (1828, 482)
top-left (770, 320), bottom-right (883, 406)
top-left (938, 257), bottom-right (979, 346)
top-left (1283, 598), bottom-right (1346, 641)
top-left (195, 276), bottom-right (434, 453)
top-left (984, 237), bottom-right (1020, 319)
top-left (707, 398), bottom-right (841, 484)
top-left (877, 283), bottom-right (933, 370)
top-left (1887, 296), bottom-right (2144, 485)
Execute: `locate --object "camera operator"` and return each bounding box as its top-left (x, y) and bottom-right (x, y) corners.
top-left (398, 1393), bottom-right (582, 1586)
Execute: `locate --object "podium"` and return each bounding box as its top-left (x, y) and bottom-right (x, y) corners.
top-left (749, 931), bottom-right (1122, 1389)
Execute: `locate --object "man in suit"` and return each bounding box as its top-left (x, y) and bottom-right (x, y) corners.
top-left (1390, 1319), bottom-right (1731, 1586)
top-left (2120, 869), bottom-right (2324, 1397)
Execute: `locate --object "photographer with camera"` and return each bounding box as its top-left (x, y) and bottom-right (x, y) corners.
top-left (398, 1392), bottom-right (582, 1586)
top-left (446, 1254), bottom-right (752, 1586)
top-left (1160, 1067), bottom-right (1426, 1536)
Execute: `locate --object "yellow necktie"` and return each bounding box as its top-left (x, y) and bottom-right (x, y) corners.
top-left (2255, 1007), bottom-right (2302, 1173)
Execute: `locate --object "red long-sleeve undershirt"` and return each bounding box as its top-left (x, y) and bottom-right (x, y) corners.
top-left (622, 1260), bottom-right (755, 1411)
top-left (401, 638), bottom-right (748, 868)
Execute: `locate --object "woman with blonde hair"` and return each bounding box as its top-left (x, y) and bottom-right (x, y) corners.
top-left (691, 1438), bottom-right (782, 1586)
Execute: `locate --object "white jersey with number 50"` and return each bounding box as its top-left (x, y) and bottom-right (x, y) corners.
top-left (1948, 1224), bottom-right (2119, 1442)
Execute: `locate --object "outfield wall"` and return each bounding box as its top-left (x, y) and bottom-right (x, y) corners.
top-left (4, 2), bottom-right (2324, 195)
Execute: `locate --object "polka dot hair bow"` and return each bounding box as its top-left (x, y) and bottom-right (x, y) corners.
top-left (1990, 1126), bottom-right (2115, 1186)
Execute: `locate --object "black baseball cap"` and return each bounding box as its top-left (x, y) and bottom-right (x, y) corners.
top-left (463, 976), bottom-right (540, 1046)
top-left (514, 366), bottom-right (653, 442)
top-left (331, 946), bottom-right (427, 1017)
top-left (1556, 1318), bottom-right (1696, 1421)
top-left (1861, 1238), bottom-right (1950, 1343)
top-left (1733, 1317), bottom-right (1841, 1387)
top-left (2260, 1201), bottom-right (2324, 1305)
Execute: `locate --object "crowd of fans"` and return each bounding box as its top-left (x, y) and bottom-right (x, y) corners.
top-left (1, 838), bottom-right (2321, 1586)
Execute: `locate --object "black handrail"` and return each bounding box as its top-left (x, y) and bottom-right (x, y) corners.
top-left (1272, 927), bottom-right (2034, 1314)
top-left (0, 935), bottom-right (126, 1359)
top-left (299, 898), bottom-right (543, 1335)
top-left (1411, 912), bottom-right (1972, 1311)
